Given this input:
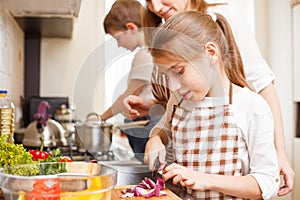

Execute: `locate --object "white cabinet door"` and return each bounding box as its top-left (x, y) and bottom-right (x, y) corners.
top-left (292, 4), bottom-right (300, 101)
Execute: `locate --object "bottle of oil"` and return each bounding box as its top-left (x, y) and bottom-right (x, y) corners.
top-left (0, 89), bottom-right (15, 143)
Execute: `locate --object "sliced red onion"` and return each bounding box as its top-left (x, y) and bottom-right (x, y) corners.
top-left (144, 188), bottom-right (156, 198)
top-left (144, 177), bottom-right (156, 189)
top-left (141, 179), bottom-right (152, 189)
top-left (120, 177), bottom-right (167, 198)
top-left (156, 177), bottom-right (165, 190)
top-left (121, 192), bottom-right (135, 198)
top-left (135, 186), bottom-right (149, 196)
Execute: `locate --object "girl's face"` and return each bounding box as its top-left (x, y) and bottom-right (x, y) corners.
top-left (146, 0), bottom-right (189, 20)
top-left (154, 56), bottom-right (213, 102)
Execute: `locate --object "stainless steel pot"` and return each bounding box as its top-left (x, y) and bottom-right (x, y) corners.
top-left (75, 112), bottom-right (113, 154)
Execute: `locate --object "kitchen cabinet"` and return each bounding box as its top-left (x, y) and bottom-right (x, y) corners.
top-left (2, 0), bottom-right (81, 38)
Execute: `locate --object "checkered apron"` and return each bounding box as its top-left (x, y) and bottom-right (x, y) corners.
top-left (171, 85), bottom-right (248, 200)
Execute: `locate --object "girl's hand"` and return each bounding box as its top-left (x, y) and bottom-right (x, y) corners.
top-left (144, 135), bottom-right (166, 171)
top-left (163, 163), bottom-right (210, 191)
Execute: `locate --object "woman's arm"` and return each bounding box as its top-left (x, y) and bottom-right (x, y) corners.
top-left (100, 79), bottom-right (146, 121)
top-left (259, 83), bottom-right (295, 196)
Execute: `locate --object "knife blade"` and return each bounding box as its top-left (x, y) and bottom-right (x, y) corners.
top-left (165, 180), bottom-right (195, 200)
top-left (151, 157), bottom-right (195, 199)
top-left (151, 157), bottom-right (161, 180)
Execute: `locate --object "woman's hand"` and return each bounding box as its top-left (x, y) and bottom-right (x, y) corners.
top-left (144, 135), bottom-right (166, 171)
top-left (162, 163), bottom-right (210, 191)
top-left (277, 152), bottom-right (295, 196)
top-left (122, 95), bottom-right (153, 119)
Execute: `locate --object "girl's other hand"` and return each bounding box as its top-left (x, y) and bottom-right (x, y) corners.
top-left (144, 135), bottom-right (166, 171)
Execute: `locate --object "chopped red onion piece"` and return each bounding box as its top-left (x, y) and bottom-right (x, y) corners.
top-left (120, 176), bottom-right (167, 198)
top-left (121, 192), bottom-right (135, 198)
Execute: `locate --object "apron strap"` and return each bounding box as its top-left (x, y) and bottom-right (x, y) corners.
top-left (229, 82), bottom-right (233, 105)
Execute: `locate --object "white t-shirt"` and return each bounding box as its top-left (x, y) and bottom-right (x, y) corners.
top-left (153, 87), bottom-right (279, 199)
top-left (127, 47), bottom-right (154, 100)
top-left (207, 4), bottom-right (275, 92)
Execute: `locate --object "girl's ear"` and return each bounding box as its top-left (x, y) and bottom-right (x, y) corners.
top-left (205, 42), bottom-right (218, 61)
top-left (125, 22), bottom-right (139, 30)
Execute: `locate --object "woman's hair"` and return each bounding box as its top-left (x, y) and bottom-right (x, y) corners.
top-left (103, 0), bottom-right (143, 34)
top-left (142, 0), bottom-right (209, 46)
top-left (150, 11), bottom-right (250, 89)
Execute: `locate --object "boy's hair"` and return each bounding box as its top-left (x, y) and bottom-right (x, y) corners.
top-left (150, 11), bottom-right (251, 89)
top-left (104, 0), bottom-right (143, 34)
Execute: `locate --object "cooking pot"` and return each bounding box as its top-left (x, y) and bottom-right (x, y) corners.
top-left (75, 112), bottom-right (151, 155)
top-left (75, 113), bottom-right (113, 154)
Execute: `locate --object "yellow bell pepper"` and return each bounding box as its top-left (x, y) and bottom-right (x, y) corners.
top-left (60, 177), bottom-right (104, 200)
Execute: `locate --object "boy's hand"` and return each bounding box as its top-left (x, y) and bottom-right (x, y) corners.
top-left (122, 95), bottom-right (152, 119)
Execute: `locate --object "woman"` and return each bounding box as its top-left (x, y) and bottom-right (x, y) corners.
top-left (123, 0), bottom-right (294, 196)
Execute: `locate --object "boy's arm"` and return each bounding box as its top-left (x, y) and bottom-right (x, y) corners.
top-left (100, 79), bottom-right (146, 121)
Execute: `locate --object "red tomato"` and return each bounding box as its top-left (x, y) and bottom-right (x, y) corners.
top-left (60, 157), bottom-right (72, 162)
top-left (28, 149), bottom-right (49, 161)
top-left (39, 151), bottom-right (49, 160)
top-left (26, 180), bottom-right (60, 200)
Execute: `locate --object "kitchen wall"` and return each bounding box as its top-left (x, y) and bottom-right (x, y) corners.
top-left (40, 0), bottom-right (105, 120)
top-left (0, 0), bottom-right (24, 129)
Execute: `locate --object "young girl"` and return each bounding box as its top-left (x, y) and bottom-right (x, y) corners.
top-left (145, 11), bottom-right (279, 199)
top-left (101, 0), bottom-right (161, 162)
top-left (123, 0), bottom-right (294, 195)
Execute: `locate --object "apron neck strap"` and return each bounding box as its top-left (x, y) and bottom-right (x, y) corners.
top-left (229, 82), bottom-right (233, 105)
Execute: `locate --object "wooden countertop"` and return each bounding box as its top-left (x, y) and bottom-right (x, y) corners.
top-left (112, 185), bottom-right (181, 200)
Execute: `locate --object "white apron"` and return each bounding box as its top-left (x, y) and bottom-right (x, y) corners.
top-left (171, 84), bottom-right (249, 200)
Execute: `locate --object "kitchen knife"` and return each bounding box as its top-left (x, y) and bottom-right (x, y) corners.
top-left (151, 157), bottom-right (195, 200)
top-left (165, 180), bottom-right (195, 200)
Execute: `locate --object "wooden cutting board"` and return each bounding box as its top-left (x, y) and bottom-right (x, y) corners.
top-left (112, 185), bottom-right (181, 200)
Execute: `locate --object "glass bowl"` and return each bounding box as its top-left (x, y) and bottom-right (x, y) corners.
top-left (0, 162), bottom-right (117, 200)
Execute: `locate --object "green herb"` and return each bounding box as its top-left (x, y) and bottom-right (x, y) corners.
top-left (40, 162), bottom-right (67, 175)
top-left (2, 163), bottom-right (40, 176)
top-left (0, 135), bottom-right (34, 168)
top-left (0, 135), bottom-right (67, 176)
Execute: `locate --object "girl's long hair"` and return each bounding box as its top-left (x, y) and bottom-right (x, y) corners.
top-left (150, 11), bottom-right (250, 89)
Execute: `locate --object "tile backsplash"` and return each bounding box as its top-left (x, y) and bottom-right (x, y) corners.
top-left (0, 2), bottom-right (24, 129)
